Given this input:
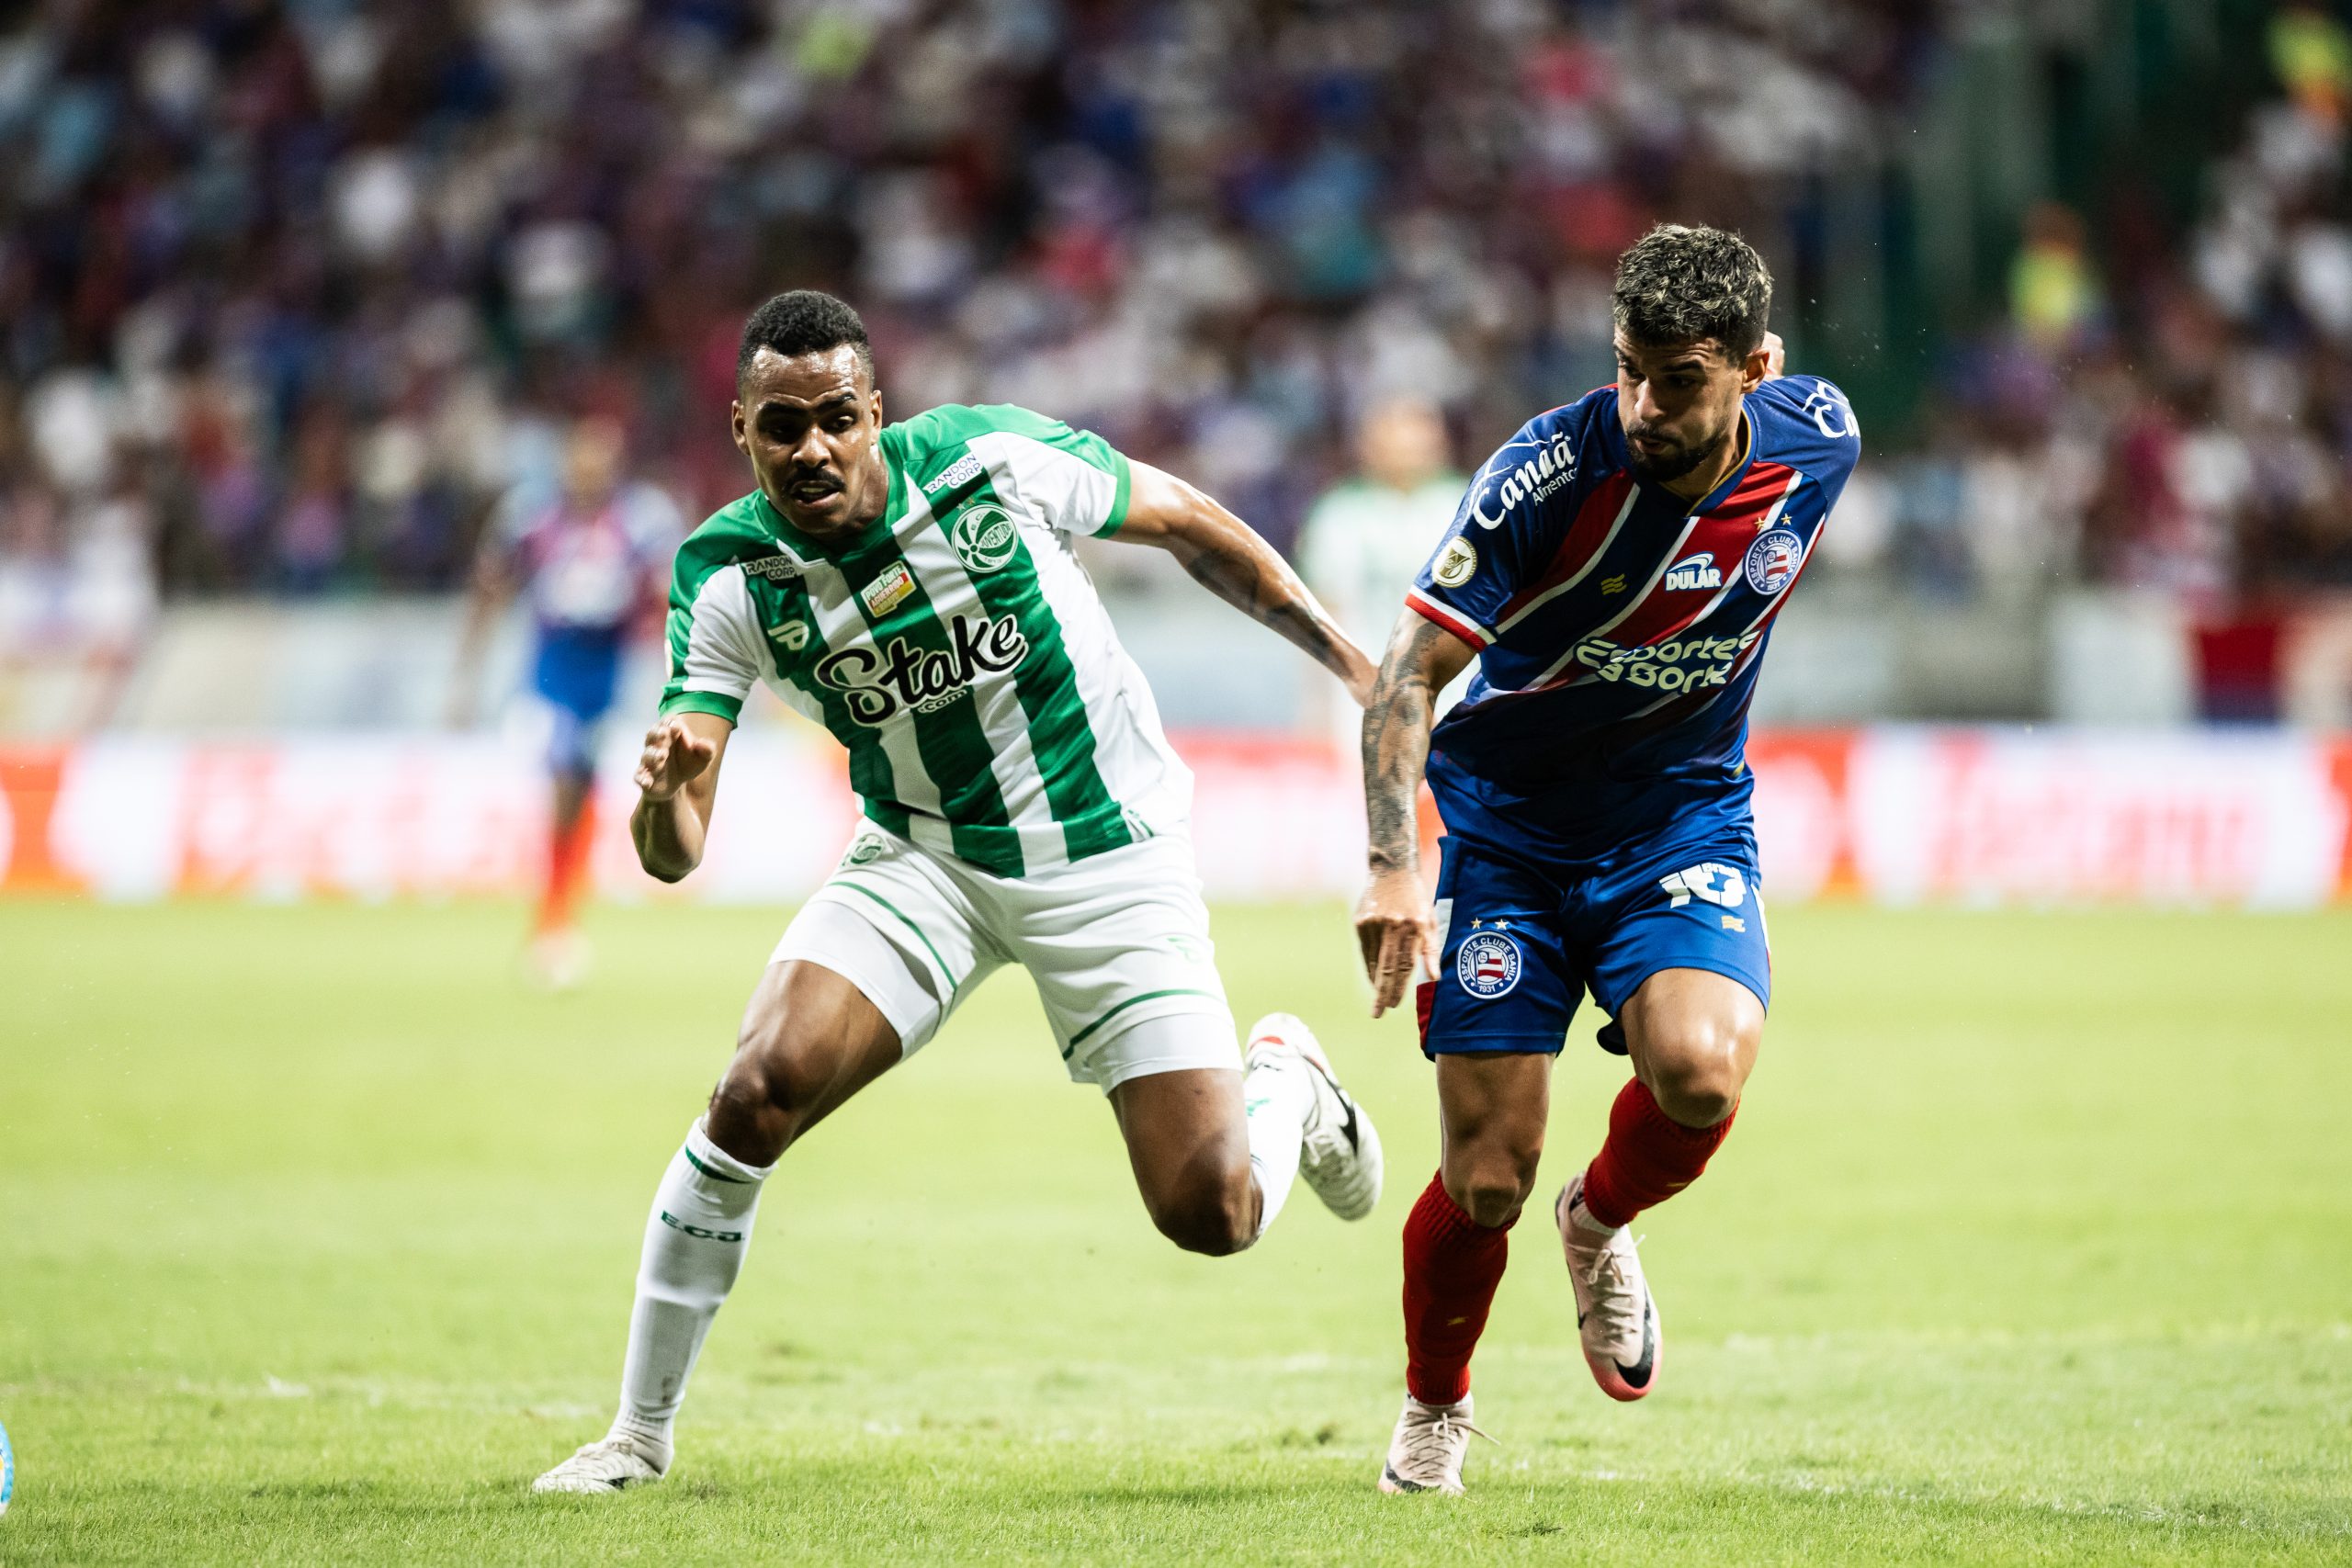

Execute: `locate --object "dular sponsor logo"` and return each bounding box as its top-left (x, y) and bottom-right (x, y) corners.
top-left (1663, 552), bottom-right (1722, 592)
top-left (1468, 429), bottom-right (1577, 528)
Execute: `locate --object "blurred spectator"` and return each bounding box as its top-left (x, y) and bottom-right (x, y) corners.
top-left (1297, 396), bottom-right (1468, 753)
top-left (2010, 203), bottom-right (2103, 353)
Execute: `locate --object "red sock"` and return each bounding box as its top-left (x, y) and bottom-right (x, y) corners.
top-left (1580, 1077), bottom-right (1736, 1230)
top-left (1401, 1171), bottom-right (1513, 1406)
top-left (537, 798), bottom-right (597, 934)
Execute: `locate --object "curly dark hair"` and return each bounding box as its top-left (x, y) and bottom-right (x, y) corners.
top-left (737, 289), bottom-right (875, 383)
top-left (1611, 225), bottom-right (1773, 359)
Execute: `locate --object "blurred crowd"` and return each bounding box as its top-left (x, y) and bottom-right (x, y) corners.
top-left (2, 0), bottom-right (2347, 678)
top-left (0, 0), bottom-right (1925, 663)
top-left (1862, 1), bottom-right (2352, 611)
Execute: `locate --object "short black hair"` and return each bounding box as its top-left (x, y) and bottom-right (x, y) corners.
top-left (737, 289), bottom-right (874, 384)
top-left (1611, 225), bottom-right (1772, 360)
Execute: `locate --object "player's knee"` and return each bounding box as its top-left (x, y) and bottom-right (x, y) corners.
top-left (1644, 1018), bottom-right (1753, 1128)
top-left (1148, 1168), bottom-right (1258, 1258)
top-left (707, 1030), bottom-right (827, 1162)
top-left (1442, 1150), bottom-right (1539, 1229)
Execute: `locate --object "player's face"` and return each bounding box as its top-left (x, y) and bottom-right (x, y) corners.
top-left (732, 345), bottom-right (888, 540)
top-left (1614, 334), bottom-right (1753, 486)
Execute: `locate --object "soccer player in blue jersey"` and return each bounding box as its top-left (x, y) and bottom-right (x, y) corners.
top-left (1352, 225), bottom-right (1860, 1494)
top-left (458, 415), bottom-right (682, 985)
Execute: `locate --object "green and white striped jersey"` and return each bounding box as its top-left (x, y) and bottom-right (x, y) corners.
top-left (659, 403), bottom-right (1192, 878)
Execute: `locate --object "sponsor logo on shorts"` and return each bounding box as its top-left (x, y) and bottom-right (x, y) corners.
top-left (1431, 536), bottom-right (1478, 587)
top-left (1456, 930), bottom-right (1522, 998)
top-left (949, 503), bottom-right (1020, 574)
top-left (842, 834), bottom-right (887, 867)
top-left (1663, 552), bottom-right (1722, 592)
top-left (1744, 528), bottom-right (1803, 595)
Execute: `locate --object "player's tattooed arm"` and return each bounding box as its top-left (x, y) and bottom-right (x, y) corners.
top-left (631, 712), bottom-right (733, 882)
top-left (1354, 613), bottom-right (1475, 1017)
top-left (1116, 460), bottom-right (1379, 705)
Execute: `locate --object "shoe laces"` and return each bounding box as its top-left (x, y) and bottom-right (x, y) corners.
top-left (1397, 1406), bottom-right (1495, 1472)
top-left (1574, 1233), bottom-right (1647, 1344)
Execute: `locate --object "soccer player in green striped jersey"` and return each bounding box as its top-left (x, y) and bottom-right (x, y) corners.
top-left (536, 292), bottom-right (1388, 1494)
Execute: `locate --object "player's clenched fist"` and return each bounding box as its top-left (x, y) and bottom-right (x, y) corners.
top-left (1354, 865), bottom-right (1437, 1020)
top-left (634, 717), bottom-right (718, 801)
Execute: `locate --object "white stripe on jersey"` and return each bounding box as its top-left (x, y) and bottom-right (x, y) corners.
top-left (786, 542), bottom-right (955, 854)
top-left (675, 563), bottom-right (773, 704)
top-left (888, 491), bottom-right (1076, 872)
top-left (969, 431), bottom-right (1193, 834)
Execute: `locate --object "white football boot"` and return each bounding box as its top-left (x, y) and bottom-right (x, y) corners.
top-left (1245, 1012), bottom-right (1383, 1221)
top-left (1377, 1393), bottom-right (1487, 1495)
top-left (532, 1431), bottom-right (669, 1494)
top-left (1555, 1171), bottom-right (1661, 1402)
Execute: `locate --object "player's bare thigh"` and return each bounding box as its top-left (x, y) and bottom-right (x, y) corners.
top-left (1433, 1053), bottom-right (1553, 1228)
top-left (1108, 1066), bottom-right (1257, 1258)
top-left (1619, 967), bottom-right (1764, 1129)
top-left (704, 959), bottom-right (904, 1166)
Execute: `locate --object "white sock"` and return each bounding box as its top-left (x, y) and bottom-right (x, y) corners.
top-left (610, 1118), bottom-right (773, 1461)
top-left (1242, 1055), bottom-right (1316, 1241)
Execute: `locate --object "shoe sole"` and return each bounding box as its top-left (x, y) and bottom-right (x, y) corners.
top-left (1555, 1185), bottom-right (1663, 1404)
top-left (1378, 1466), bottom-right (1462, 1496)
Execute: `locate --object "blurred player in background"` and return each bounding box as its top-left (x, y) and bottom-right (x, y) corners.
top-left (457, 414), bottom-right (683, 987)
top-left (1298, 399), bottom-right (1470, 757)
top-left (1353, 226), bottom-right (1860, 1495)
top-left (533, 291), bottom-right (1385, 1495)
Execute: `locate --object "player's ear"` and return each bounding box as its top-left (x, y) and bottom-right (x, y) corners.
top-left (729, 399), bottom-right (750, 456)
top-left (1738, 343), bottom-right (1771, 393)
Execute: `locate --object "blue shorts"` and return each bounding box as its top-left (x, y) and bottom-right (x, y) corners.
top-left (1419, 826), bottom-right (1771, 1057)
top-left (532, 627), bottom-right (622, 779)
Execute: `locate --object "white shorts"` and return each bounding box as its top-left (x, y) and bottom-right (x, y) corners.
top-left (771, 821), bottom-right (1239, 1092)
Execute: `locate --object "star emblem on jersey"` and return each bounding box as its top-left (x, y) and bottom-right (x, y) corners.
top-left (949, 503), bottom-right (1019, 574)
top-left (1743, 528), bottom-right (1803, 595)
top-left (1456, 931), bottom-right (1522, 998)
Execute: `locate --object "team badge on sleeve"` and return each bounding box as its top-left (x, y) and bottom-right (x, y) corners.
top-left (1456, 930), bottom-right (1522, 998)
top-left (1743, 528), bottom-right (1803, 595)
top-left (1432, 536), bottom-right (1479, 587)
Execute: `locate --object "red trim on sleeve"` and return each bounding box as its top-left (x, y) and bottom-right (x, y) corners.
top-left (1406, 587), bottom-right (1494, 650)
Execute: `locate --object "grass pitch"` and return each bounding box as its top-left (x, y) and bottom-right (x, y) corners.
top-left (2, 898), bottom-right (2348, 1564)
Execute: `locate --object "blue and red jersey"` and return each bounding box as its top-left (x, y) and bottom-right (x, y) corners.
top-left (1408, 374), bottom-right (1860, 859)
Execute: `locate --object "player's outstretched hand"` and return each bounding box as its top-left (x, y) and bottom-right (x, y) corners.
top-left (1354, 865), bottom-right (1437, 1020)
top-left (634, 717), bottom-right (718, 801)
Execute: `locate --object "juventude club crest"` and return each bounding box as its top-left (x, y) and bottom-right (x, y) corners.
top-left (950, 503), bottom-right (1019, 574)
